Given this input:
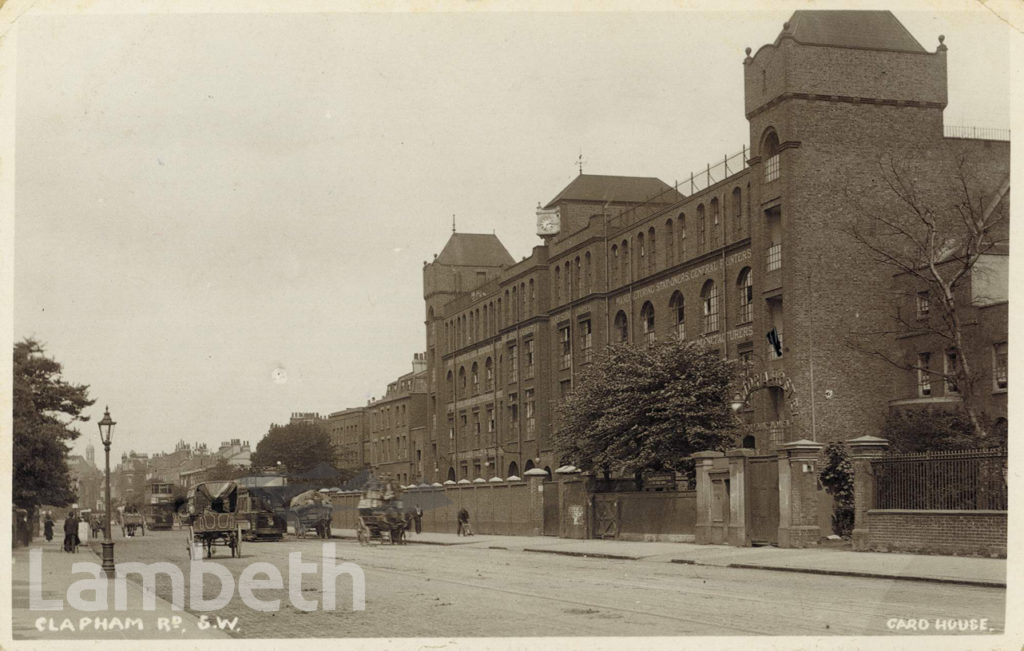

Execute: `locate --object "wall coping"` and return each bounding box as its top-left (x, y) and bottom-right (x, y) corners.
top-left (867, 509), bottom-right (1008, 516)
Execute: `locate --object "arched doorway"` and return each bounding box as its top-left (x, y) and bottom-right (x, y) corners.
top-left (544, 466), bottom-right (552, 480)
top-left (524, 459), bottom-right (535, 472)
top-left (507, 461), bottom-right (519, 477)
top-left (742, 435), bottom-right (756, 449)
top-left (447, 467), bottom-right (456, 483)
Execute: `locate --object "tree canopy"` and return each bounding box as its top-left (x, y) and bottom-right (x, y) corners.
top-left (552, 340), bottom-right (738, 474)
top-left (251, 421), bottom-right (334, 475)
top-left (13, 338), bottom-right (96, 510)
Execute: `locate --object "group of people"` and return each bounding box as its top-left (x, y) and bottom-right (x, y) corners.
top-left (42, 511), bottom-right (83, 553)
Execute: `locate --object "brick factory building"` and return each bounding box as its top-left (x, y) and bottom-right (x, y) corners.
top-left (415, 10), bottom-right (1009, 485)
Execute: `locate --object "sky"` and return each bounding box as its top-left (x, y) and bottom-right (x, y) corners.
top-left (7, 0), bottom-right (1016, 461)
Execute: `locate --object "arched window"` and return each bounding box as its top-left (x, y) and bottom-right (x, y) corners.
top-left (584, 251), bottom-right (592, 293)
top-left (497, 297), bottom-right (503, 330)
top-left (614, 310), bottom-right (629, 343)
top-left (446, 370), bottom-right (453, 395)
top-left (678, 212), bottom-right (686, 259)
top-left (665, 219), bottom-right (674, 266)
top-left (611, 245), bottom-right (619, 284)
top-left (528, 279), bottom-right (535, 316)
top-left (710, 197), bottom-right (720, 247)
top-left (554, 267), bottom-right (561, 303)
top-left (503, 290), bottom-right (509, 324)
top-left (459, 366), bottom-right (467, 391)
top-left (468, 312), bottom-right (474, 343)
top-left (508, 461), bottom-right (519, 478)
top-left (447, 467), bottom-right (456, 482)
top-left (524, 459), bottom-right (535, 472)
top-left (732, 187), bottom-right (743, 237)
top-left (520, 282), bottom-right (526, 319)
top-left (511, 286), bottom-right (519, 321)
top-left (485, 357), bottom-right (494, 391)
top-left (648, 227), bottom-right (656, 273)
top-left (564, 262), bottom-right (571, 301)
top-left (737, 267), bottom-right (753, 323)
top-left (574, 257), bottom-right (581, 298)
top-left (669, 291), bottom-right (685, 340)
top-left (636, 232), bottom-right (645, 278)
top-left (762, 129), bottom-right (780, 183)
top-left (697, 204), bottom-right (706, 249)
top-left (641, 301), bottom-right (655, 346)
top-left (471, 362), bottom-right (479, 394)
top-left (701, 280), bottom-right (719, 334)
top-left (621, 240), bottom-right (630, 283)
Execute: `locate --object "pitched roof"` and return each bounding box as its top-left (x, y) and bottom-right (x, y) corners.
top-left (784, 10), bottom-right (926, 53)
top-left (435, 233), bottom-right (515, 267)
top-left (543, 174), bottom-right (682, 210)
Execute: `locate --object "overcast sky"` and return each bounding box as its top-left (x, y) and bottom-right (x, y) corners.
top-left (9, 1), bottom-right (1014, 460)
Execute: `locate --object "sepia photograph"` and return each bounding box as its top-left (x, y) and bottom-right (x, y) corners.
top-left (4, 0), bottom-right (1018, 647)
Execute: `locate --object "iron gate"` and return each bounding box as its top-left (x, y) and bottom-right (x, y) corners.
top-left (747, 455), bottom-right (779, 545)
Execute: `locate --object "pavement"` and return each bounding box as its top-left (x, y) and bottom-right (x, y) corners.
top-left (332, 527), bottom-right (1007, 588)
top-left (9, 539), bottom-right (231, 641)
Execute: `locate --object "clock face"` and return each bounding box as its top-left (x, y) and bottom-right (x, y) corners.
top-left (537, 210), bottom-right (560, 235)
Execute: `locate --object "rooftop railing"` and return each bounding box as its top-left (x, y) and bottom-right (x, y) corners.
top-left (943, 126), bottom-right (1010, 141)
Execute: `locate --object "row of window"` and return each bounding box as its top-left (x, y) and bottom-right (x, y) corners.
top-left (916, 343), bottom-right (1007, 397)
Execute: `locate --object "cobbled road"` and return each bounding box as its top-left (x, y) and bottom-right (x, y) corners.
top-left (108, 528), bottom-right (1005, 638)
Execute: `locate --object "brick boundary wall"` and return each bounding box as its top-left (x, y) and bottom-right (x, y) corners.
top-left (865, 509), bottom-right (1006, 558)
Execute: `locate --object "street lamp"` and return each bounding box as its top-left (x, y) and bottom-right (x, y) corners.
top-left (97, 406), bottom-right (116, 578)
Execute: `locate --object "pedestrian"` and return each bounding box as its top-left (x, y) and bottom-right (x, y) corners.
top-left (457, 507), bottom-right (469, 536)
top-left (63, 511), bottom-right (80, 553)
top-left (43, 513), bottom-right (54, 542)
top-left (413, 504), bottom-right (423, 535)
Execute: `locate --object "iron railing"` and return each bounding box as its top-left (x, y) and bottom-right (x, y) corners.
top-left (873, 448), bottom-right (1007, 510)
top-left (943, 126), bottom-right (1010, 141)
top-left (678, 147), bottom-right (750, 195)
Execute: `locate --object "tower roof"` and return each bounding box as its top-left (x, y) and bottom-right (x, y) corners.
top-left (784, 10), bottom-right (926, 53)
top-left (435, 233), bottom-right (514, 267)
top-left (543, 174), bottom-right (682, 210)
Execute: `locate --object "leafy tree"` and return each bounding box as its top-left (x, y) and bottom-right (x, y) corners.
top-left (553, 340), bottom-right (737, 475)
top-left (818, 443), bottom-right (854, 537)
top-left (206, 457), bottom-right (245, 481)
top-left (847, 153), bottom-right (1009, 438)
top-left (251, 421), bottom-right (333, 475)
top-left (13, 338), bottom-right (96, 511)
top-left (879, 408), bottom-right (1004, 453)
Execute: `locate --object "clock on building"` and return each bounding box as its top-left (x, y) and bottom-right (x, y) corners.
top-left (536, 208), bottom-right (561, 237)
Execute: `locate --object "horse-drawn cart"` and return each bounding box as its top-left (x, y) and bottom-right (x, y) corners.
top-left (122, 509), bottom-right (145, 537)
top-left (290, 490), bottom-right (333, 539)
top-left (355, 480), bottom-right (407, 545)
top-left (187, 481), bottom-right (246, 558)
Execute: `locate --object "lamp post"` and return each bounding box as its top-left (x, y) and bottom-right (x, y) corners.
top-left (97, 406), bottom-right (116, 578)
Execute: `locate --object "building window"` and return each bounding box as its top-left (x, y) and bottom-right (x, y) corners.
top-left (508, 393), bottom-right (518, 427)
top-left (485, 357), bottom-right (494, 391)
top-left (614, 310), bottom-right (629, 343)
top-left (678, 213), bottom-right (686, 259)
top-left (698, 204), bottom-right (706, 249)
top-left (916, 291), bottom-right (930, 320)
top-left (487, 406), bottom-right (495, 434)
top-left (641, 302), bottom-right (655, 346)
top-left (553, 268), bottom-right (560, 303)
top-left (670, 291), bottom-right (685, 340)
top-left (584, 252), bottom-right (592, 294)
top-left (737, 267), bottom-right (753, 323)
top-left (994, 343), bottom-right (1007, 390)
top-left (710, 198), bottom-right (720, 248)
top-left (918, 352), bottom-right (932, 397)
top-left (738, 345), bottom-right (753, 369)
top-left (525, 389), bottom-right (536, 436)
top-left (471, 362), bottom-right (479, 395)
top-left (524, 339), bottom-right (535, 379)
top-left (701, 281), bottom-right (719, 334)
top-left (611, 245), bottom-right (619, 285)
top-left (559, 325), bottom-right (571, 369)
top-left (580, 319), bottom-right (593, 363)
top-left (665, 219), bottom-right (674, 266)
top-left (508, 344), bottom-right (518, 383)
top-left (763, 130), bottom-right (780, 183)
top-left (621, 241), bottom-right (630, 284)
top-left (574, 257), bottom-right (581, 298)
top-left (459, 366), bottom-right (467, 392)
top-left (766, 206), bottom-right (782, 272)
top-left (732, 187), bottom-right (742, 236)
top-left (473, 412), bottom-right (481, 447)
top-left (637, 232), bottom-right (646, 275)
top-left (945, 350), bottom-right (959, 394)
top-left (648, 227), bottom-right (657, 273)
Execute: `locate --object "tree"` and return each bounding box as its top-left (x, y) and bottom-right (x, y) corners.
top-left (206, 457), bottom-right (245, 481)
top-left (818, 443), bottom-right (854, 537)
top-left (847, 153), bottom-right (1009, 439)
top-left (13, 338), bottom-right (96, 511)
top-left (879, 409), bottom-right (1006, 454)
top-left (251, 421), bottom-right (333, 475)
top-left (553, 340), bottom-right (738, 475)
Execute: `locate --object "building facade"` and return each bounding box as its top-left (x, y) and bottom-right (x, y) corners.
top-left (416, 10), bottom-right (1009, 483)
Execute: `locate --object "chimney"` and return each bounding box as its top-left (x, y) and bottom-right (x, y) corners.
top-left (412, 352), bottom-right (427, 373)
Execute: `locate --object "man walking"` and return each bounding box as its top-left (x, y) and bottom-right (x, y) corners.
top-left (63, 511), bottom-right (80, 553)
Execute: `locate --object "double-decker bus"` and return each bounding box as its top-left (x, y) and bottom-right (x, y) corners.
top-left (145, 482), bottom-right (177, 530)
